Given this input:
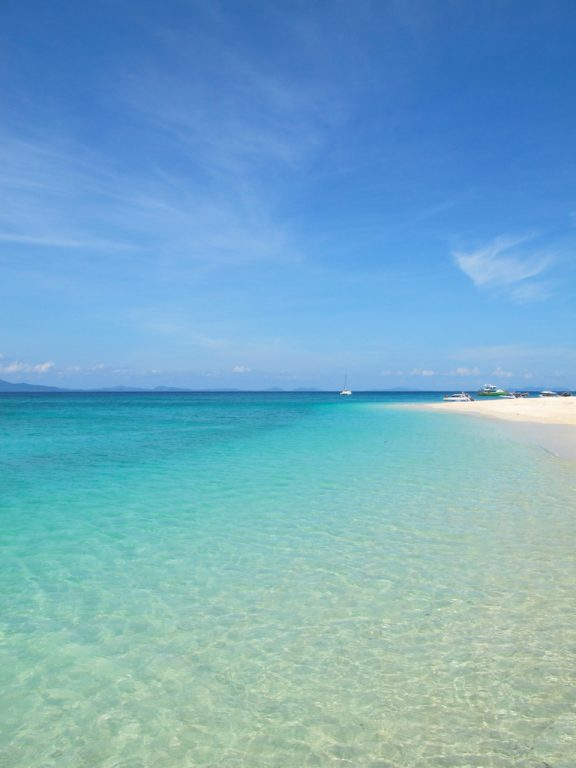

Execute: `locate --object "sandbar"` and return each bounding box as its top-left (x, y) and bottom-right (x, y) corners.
top-left (424, 396), bottom-right (576, 425)
top-left (419, 397), bottom-right (576, 461)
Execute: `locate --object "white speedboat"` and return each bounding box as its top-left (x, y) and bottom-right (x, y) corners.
top-left (443, 392), bottom-right (474, 402)
top-left (539, 390), bottom-right (560, 397)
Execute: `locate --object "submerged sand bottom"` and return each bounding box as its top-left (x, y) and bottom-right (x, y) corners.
top-left (491, 420), bottom-right (576, 461)
top-left (420, 397), bottom-right (576, 460)
top-left (4, 394), bottom-right (576, 768)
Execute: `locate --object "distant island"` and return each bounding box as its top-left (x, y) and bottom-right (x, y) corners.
top-left (0, 379), bottom-right (243, 393)
top-left (0, 378), bottom-right (63, 392)
top-left (0, 379), bottom-right (195, 393)
top-left (0, 379), bottom-right (552, 394)
top-left (0, 379), bottom-right (323, 393)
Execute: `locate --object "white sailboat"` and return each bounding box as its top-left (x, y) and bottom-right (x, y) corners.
top-left (340, 376), bottom-right (352, 396)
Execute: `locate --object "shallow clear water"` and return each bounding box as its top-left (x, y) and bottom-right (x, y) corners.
top-left (1, 392), bottom-right (575, 768)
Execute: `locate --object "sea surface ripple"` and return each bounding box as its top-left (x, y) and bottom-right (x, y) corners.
top-left (1, 392), bottom-right (575, 767)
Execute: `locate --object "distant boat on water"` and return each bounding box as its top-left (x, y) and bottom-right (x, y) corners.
top-left (339, 376), bottom-right (352, 396)
top-left (476, 384), bottom-right (510, 397)
top-left (443, 392), bottom-right (474, 402)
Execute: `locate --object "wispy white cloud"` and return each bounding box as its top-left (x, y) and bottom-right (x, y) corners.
top-left (491, 366), bottom-right (513, 378)
top-left (118, 20), bottom-right (336, 179)
top-left (451, 366), bottom-right (480, 376)
top-left (232, 365), bottom-right (251, 374)
top-left (450, 345), bottom-right (576, 383)
top-left (0, 359), bottom-right (54, 374)
top-left (508, 281), bottom-right (551, 302)
top-left (0, 232), bottom-right (133, 250)
top-left (452, 235), bottom-right (553, 300)
top-left (381, 366), bottom-right (486, 379)
top-left (58, 363), bottom-right (156, 379)
top-left (0, 128), bottom-right (303, 281)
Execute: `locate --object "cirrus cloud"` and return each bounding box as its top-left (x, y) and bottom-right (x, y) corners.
top-left (452, 235), bottom-right (553, 301)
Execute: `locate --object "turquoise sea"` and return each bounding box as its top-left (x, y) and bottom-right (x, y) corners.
top-left (1, 392), bottom-right (575, 768)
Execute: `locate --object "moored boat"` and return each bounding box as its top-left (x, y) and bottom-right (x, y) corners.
top-left (443, 392), bottom-right (474, 402)
top-left (476, 384), bottom-right (510, 397)
top-left (339, 376), bottom-right (352, 396)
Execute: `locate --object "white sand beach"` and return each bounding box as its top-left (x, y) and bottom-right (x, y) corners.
top-left (425, 396), bottom-right (576, 425)
top-left (422, 396), bottom-right (576, 460)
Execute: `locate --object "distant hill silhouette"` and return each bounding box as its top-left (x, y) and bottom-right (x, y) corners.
top-left (0, 378), bottom-right (63, 392)
top-left (0, 380), bottom-right (244, 393)
top-left (94, 385), bottom-right (192, 392)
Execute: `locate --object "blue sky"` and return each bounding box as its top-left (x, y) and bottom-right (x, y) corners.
top-left (1, 0), bottom-right (575, 389)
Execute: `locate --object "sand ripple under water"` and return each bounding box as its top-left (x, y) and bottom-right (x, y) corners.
top-left (1, 393), bottom-right (575, 767)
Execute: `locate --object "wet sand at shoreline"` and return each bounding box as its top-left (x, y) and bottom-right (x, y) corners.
top-left (417, 397), bottom-right (576, 460)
